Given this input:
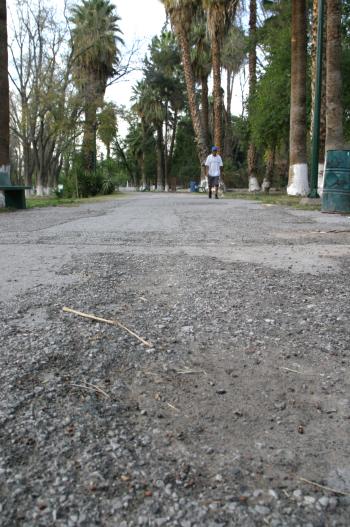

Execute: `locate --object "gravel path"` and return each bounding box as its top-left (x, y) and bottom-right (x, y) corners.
top-left (1, 193), bottom-right (350, 526)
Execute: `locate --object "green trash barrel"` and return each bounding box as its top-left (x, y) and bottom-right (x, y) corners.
top-left (322, 150), bottom-right (350, 213)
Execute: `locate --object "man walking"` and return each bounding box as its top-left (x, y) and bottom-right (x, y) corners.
top-left (205, 146), bottom-right (223, 199)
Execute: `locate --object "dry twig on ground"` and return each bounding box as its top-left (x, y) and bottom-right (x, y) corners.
top-left (63, 307), bottom-right (153, 348)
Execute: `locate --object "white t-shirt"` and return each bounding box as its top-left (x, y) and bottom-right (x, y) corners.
top-left (205, 154), bottom-right (223, 177)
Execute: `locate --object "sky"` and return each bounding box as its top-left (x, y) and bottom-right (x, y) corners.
top-left (109, 0), bottom-right (246, 133)
top-left (7, 0), bottom-right (246, 136)
top-left (106, 0), bottom-right (167, 110)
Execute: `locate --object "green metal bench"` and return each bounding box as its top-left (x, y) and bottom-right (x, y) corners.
top-left (0, 171), bottom-right (32, 209)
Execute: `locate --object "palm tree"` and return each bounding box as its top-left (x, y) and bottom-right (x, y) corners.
top-left (98, 102), bottom-right (117, 159)
top-left (247, 0), bottom-right (260, 191)
top-left (203, 0), bottom-right (238, 151)
top-left (287, 0), bottom-right (309, 196)
top-left (160, 0), bottom-right (208, 172)
top-left (0, 0), bottom-right (10, 176)
top-left (70, 0), bottom-right (123, 172)
top-left (132, 81), bottom-right (166, 190)
top-left (221, 25), bottom-right (246, 161)
top-left (191, 14), bottom-right (212, 150)
top-left (325, 0), bottom-right (343, 151)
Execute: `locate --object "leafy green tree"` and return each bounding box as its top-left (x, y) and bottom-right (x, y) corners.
top-left (171, 116), bottom-right (200, 187)
top-left (249, 1), bottom-right (291, 189)
top-left (144, 31), bottom-right (185, 189)
top-left (222, 25), bottom-right (246, 161)
top-left (132, 80), bottom-right (165, 189)
top-left (70, 0), bottom-right (123, 172)
top-left (98, 102), bottom-right (117, 159)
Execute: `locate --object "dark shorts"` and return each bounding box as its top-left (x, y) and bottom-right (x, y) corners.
top-left (208, 176), bottom-right (219, 187)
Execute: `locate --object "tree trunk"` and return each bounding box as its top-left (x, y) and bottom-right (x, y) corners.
top-left (211, 35), bottom-right (222, 152)
top-left (0, 0), bottom-right (10, 177)
top-left (36, 118), bottom-right (46, 195)
top-left (261, 147), bottom-right (275, 193)
top-left (311, 0), bottom-right (327, 194)
top-left (141, 151), bottom-right (146, 189)
top-left (82, 100), bottom-right (96, 173)
top-left (175, 27), bottom-right (208, 171)
top-left (223, 67), bottom-right (233, 162)
top-left (325, 0), bottom-right (343, 151)
top-left (168, 109), bottom-right (178, 181)
top-left (248, 0), bottom-right (260, 192)
top-left (201, 75), bottom-right (210, 149)
top-left (287, 0), bottom-right (309, 196)
top-left (156, 126), bottom-right (164, 191)
top-left (82, 76), bottom-right (99, 173)
top-left (164, 99), bottom-right (169, 191)
top-left (140, 118), bottom-right (147, 189)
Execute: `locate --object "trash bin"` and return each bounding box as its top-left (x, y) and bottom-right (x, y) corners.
top-left (322, 150), bottom-right (350, 213)
top-left (189, 181), bottom-right (198, 192)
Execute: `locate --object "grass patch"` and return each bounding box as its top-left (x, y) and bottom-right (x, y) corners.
top-left (223, 191), bottom-right (321, 211)
top-left (27, 193), bottom-right (125, 209)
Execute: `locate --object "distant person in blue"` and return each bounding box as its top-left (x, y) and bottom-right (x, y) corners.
top-left (205, 146), bottom-right (223, 199)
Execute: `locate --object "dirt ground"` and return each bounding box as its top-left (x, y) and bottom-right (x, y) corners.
top-left (0, 193), bottom-right (350, 526)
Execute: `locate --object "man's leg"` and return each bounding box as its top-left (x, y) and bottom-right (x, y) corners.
top-left (208, 177), bottom-right (212, 198)
top-left (215, 184), bottom-right (219, 198)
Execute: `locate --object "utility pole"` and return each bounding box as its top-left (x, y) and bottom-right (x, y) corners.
top-left (309, 0), bottom-right (325, 198)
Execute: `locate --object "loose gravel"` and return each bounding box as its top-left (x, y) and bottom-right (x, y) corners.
top-left (0, 194), bottom-right (350, 526)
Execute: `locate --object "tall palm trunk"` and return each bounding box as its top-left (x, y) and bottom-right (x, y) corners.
top-left (223, 67), bottom-right (234, 161)
top-left (141, 118), bottom-right (147, 189)
top-left (311, 0), bottom-right (327, 194)
top-left (287, 0), bottom-right (309, 196)
top-left (176, 28), bottom-right (208, 174)
top-left (211, 35), bottom-right (222, 151)
top-left (164, 99), bottom-right (169, 191)
top-left (82, 83), bottom-right (98, 172)
top-left (168, 108), bottom-right (178, 184)
top-left (325, 0), bottom-right (343, 151)
top-left (0, 0), bottom-right (10, 177)
top-left (201, 75), bottom-right (210, 149)
top-left (248, 0), bottom-right (260, 191)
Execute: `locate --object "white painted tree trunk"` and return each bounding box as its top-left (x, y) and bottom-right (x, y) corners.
top-left (36, 184), bottom-right (44, 196)
top-left (317, 163), bottom-right (325, 197)
top-left (261, 178), bottom-right (271, 193)
top-left (200, 178), bottom-right (208, 191)
top-left (249, 176), bottom-right (260, 192)
top-left (25, 188), bottom-right (34, 197)
top-left (287, 164), bottom-right (309, 195)
top-left (0, 164), bottom-right (10, 173)
top-left (0, 165), bottom-right (10, 207)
